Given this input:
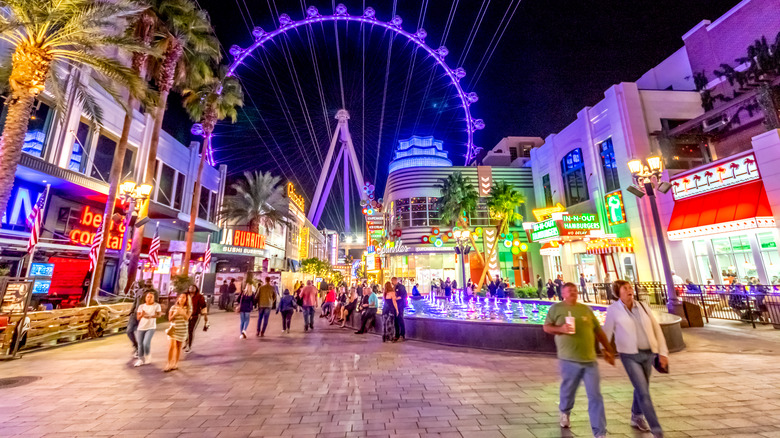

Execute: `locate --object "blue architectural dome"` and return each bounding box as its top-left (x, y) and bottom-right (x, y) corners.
top-left (388, 136), bottom-right (452, 174)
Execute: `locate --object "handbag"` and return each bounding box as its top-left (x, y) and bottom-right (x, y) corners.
top-left (638, 302), bottom-right (669, 374)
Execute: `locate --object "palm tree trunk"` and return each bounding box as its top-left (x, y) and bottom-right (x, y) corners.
top-left (181, 134), bottom-right (209, 276)
top-left (477, 221), bottom-right (504, 290)
top-left (126, 89), bottom-right (170, 289)
top-left (88, 96), bottom-right (135, 301)
top-left (0, 91), bottom-right (36, 216)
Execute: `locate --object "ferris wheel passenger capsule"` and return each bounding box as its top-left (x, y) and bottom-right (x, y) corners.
top-left (467, 92), bottom-right (479, 104)
top-left (252, 27), bottom-right (266, 40)
top-left (391, 15), bottom-right (403, 27)
top-left (436, 46), bottom-right (449, 58)
top-left (335, 4), bottom-right (348, 16)
top-left (229, 45), bottom-right (243, 58)
top-left (306, 6), bottom-right (319, 17)
top-left (415, 29), bottom-right (427, 41)
top-left (454, 67), bottom-right (466, 79)
top-left (473, 119), bottom-right (486, 130)
top-left (279, 14), bottom-right (293, 26)
top-left (363, 7), bottom-right (376, 19)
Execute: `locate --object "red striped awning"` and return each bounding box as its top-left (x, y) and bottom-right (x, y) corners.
top-left (667, 180), bottom-right (775, 240)
top-left (586, 238), bottom-right (634, 255)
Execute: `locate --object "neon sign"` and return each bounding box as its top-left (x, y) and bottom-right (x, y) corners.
top-left (670, 152), bottom-right (760, 200)
top-left (287, 182), bottom-right (305, 211)
top-left (530, 219), bottom-right (559, 241)
top-left (68, 206), bottom-right (128, 250)
top-left (532, 203), bottom-right (565, 222)
top-left (2, 181), bottom-right (44, 230)
top-left (604, 191), bottom-right (627, 225)
top-left (230, 230), bottom-right (266, 249)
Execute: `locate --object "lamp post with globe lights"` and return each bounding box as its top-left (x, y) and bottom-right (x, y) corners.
top-left (626, 156), bottom-right (680, 314)
top-left (452, 229), bottom-right (471, 296)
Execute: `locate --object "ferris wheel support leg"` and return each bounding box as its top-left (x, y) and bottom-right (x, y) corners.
top-left (311, 145), bottom-right (345, 227)
top-left (343, 129), bottom-right (367, 203)
top-left (308, 122), bottom-right (342, 224)
top-left (343, 146), bottom-right (351, 233)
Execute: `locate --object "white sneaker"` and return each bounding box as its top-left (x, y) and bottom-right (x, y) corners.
top-left (630, 415), bottom-right (651, 432)
top-left (559, 412), bottom-right (570, 428)
top-left (133, 359), bottom-right (143, 367)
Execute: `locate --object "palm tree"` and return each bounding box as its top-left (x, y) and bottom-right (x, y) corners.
top-left (91, 9), bottom-right (158, 300)
top-left (219, 171), bottom-right (290, 235)
top-left (0, 0), bottom-right (147, 216)
top-left (477, 181), bottom-right (526, 289)
top-left (180, 68), bottom-right (243, 275)
top-left (127, 0), bottom-right (220, 282)
top-left (436, 172), bottom-right (489, 281)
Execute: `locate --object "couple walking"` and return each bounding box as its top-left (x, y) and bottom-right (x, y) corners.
top-left (380, 277), bottom-right (407, 342)
top-left (544, 281), bottom-right (668, 438)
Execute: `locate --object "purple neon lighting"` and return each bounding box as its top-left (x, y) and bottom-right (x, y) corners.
top-left (225, 6), bottom-right (483, 165)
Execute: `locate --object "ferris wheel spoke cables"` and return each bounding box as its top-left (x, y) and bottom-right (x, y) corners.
top-left (299, 1), bottom-right (334, 143)
top-left (469, 0), bottom-right (523, 90)
top-left (225, 5), bottom-right (483, 165)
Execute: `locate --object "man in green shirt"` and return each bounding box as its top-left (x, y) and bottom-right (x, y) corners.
top-left (544, 282), bottom-right (615, 438)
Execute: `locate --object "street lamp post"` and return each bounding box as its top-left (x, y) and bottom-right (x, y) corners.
top-left (627, 156), bottom-right (680, 315)
top-left (117, 181), bottom-right (153, 286)
top-left (452, 229), bottom-right (471, 295)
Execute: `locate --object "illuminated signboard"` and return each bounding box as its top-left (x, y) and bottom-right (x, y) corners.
top-left (2, 180), bottom-right (45, 231)
top-left (30, 263), bottom-right (55, 277)
top-left (530, 218), bottom-right (559, 241)
top-left (532, 203), bottom-right (565, 222)
top-left (287, 182), bottom-right (305, 211)
top-left (299, 226), bottom-right (310, 259)
top-left (69, 206), bottom-right (129, 250)
top-left (230, 230), bottom-right (266, 249)
top-left (670, 152), bottom-right (760, 200)
top-left (604, 191), bottom-right (627, 225)
top-left (560, 213), bottom-right (600, 235)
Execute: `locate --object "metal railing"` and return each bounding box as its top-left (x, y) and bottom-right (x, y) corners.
top-left (590, 282), bottom-right (780, 328)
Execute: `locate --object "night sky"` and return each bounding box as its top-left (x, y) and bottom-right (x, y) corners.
top-left (165, 0), bottom-right (741, 231)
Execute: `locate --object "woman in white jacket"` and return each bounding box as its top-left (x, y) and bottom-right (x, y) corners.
top-left (603, 280), bottom-right (668, 438)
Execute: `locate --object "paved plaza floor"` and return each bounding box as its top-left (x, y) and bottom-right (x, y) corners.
top-left (2, 311), bottom-right (780, 438)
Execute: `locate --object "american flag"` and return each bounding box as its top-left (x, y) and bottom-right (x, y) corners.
top-left (203, 234), bottom-right (211, 271)
top-left (88, 222), bottom-right (103, 272)
top-left (148, 223), bottom-right (160, 267)
top-left (27, 185), bottom-right (50, 253)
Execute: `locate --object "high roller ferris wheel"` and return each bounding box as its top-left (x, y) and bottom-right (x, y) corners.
top-left (223, 4), bottom-right (486, 231)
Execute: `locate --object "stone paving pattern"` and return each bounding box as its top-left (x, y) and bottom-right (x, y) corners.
top-left (2, 311), bottom-right (780, 438)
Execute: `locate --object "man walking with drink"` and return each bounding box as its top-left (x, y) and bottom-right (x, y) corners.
top-left (543, 282), bottom-right (615, 438)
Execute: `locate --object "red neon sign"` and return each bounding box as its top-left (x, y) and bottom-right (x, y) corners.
top-left (68, 206), bottom-right (130, 250)
top-left (232, 230), bottom-right (266, 249)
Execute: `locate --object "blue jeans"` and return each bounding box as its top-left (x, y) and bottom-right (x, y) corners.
top-left (302, 306), bottom-right (314, 328)
top-left (240, 312), bottom-right (251, 333)
top-left (127, 314), bottom-right (138, 349)
top-left (559, 360), bottom-right (607, 437)
top-left (256, 307), bottom-right (271, 334)
top-left (135, 329), bottom-right (154, 359)
top-left (621, 350), bottom-right (662, 435)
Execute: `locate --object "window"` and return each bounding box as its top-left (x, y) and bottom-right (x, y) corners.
top-left (22, 102), bottom-right (53, 158)
top-left (427, 197), bottom-right (440, 226)
top-left (209, 191), bottom-right (218, 222)
top-left (509, 146), bottom-right (519, 162)
top-left (758, 232), bottom-right (780, 284)
top-left (173, 173), bottom-right (185, 210)
top-left (712, 236), bottom-right (756, 283)
top-left (70, 122), bottom-right (91, 172)
top-left (90, 133), bottom-right (117, 182)
top-left (542, 174), bottom-right (553, 207)
top-left (394, 199), bottom-right (410, 228)
top-left (198, 188), bottom-right (210, 220)
top-left (599, 138), bottom-right (620, 193)
top-left (692, 240), bottom-right (714, 283)
top-left (411, 197), bottom-right (428, 227)
top-left (561, 149), bottom-right (589, 205)
top-left (157, 164), bottom-right (175, 206)
top-left (121, 149), bottom-right (134, 181)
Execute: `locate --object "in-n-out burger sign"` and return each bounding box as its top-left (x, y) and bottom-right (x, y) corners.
top-left (228, 230), bottom-right (266, 249)
top-left (69, 206), bottom-right (130, 250)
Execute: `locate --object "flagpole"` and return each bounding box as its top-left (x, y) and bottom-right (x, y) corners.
top-left (25, 184), bottom-right (51, 278)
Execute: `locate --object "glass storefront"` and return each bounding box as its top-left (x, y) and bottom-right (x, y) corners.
top-left (387, 253), bottom-right (457, 294)
top-left (690, 231), bottom-right (780, 285)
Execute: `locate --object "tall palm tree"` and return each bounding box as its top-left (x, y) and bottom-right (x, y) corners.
top-left (180, 68), bottom-right (243, 275)
top-left (220, 171), bottom-right (290, 235)
top-left (127, 0), bottom-right (220, 282)
top-left (477, 181), bottom-right (525, 289)
top-left (90, 9), bottom-right (158, 301)
top-left (436, 172), bottom-right (489, 281)
top-left (0, 0), bottom-right (147, 216)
